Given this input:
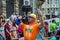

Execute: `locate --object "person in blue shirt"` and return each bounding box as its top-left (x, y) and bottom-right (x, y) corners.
top-left (15, 18), bottom-right (21, 25)
top-left (37, 27), bottom-right (44, 40)
top-left (15, 16), bottom-right (22, 25)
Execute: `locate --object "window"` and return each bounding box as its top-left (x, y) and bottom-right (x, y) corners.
top-left (48, 8), bottom-right (49, 14)
top-left (42, 8), bottom-right (45, 14)
top-left (52, 8), bottom-right (55, 15)
top-left (48, 8), bottom-right (52, 14)
top-left (55, 0), bottom-right (57, 4)
top-left (47, 0), bottom-right (49, 4)
top-left (49, 0), bottom-right (52, 4)
top-left (56, 8), bottom-right (58, 11)
top-left (58, 0), bottom-right (60, 6)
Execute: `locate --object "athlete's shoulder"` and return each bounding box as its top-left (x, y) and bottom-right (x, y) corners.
top-left (33, 23), bottom-right (39, 27)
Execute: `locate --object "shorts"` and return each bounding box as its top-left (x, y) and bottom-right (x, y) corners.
top-left (47, 32), bottom-right (51, 37)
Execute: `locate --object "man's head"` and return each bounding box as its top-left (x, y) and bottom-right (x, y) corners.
top-left (52, 20), bottom-right (56, 23)
top-left (18, 16), bottom-right (23, 20)
top-left (44, 22), bottom-right (48, 25)
top-left (28, 13), bottom-right (36, 23)
top-left (44, 22), bottom-right (48, 26)
top-left (1, 20), bottom-right (5, 26)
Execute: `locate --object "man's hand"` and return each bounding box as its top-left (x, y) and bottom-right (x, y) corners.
top-left (4, 37), bottom-right (6, 40)
top-left (37, 8), bottom-right (42, 16)
top-left (18, 16), bottom-right (23, 20)
top-left (37, 8), bottom-right (44, 27)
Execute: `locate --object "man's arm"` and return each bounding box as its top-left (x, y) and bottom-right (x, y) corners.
top-left (4, 32), bottom-right (6, 40)
top-left (37, 8), bottom-right (44, 28)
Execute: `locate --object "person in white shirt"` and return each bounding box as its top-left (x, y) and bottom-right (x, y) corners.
top-left (10, 12), bottom-right (17, 20)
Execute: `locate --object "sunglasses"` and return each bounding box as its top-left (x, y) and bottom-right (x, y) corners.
top-left (28, 16), bottom-right (33, 18)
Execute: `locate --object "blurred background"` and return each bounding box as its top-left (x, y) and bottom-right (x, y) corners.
top-left (0, 0), bottom-right (60, 19)
top-left (0, 0), bottom-right (60, 40)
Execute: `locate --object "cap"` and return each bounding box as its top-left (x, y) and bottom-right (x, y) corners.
top-left (29, 13), bottom-right (36, 19)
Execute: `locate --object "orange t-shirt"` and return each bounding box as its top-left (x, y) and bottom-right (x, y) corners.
top-left (21, 23), bottom-right (40, 40)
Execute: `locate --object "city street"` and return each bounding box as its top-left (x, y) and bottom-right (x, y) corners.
top-left (0, 0), bottom-right (60, 40)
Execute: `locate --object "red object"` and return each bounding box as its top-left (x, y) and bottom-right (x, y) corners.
top-left (17, 27), bottom-right (23, 33)
top-left (17, 26), bottom-right (23, 38)
top-left (44, 25), bottom-right (48, 33)
top-left (4, 23), bottom-right (10, 37)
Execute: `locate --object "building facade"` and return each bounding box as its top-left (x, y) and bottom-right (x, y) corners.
top-left (41, 0), bottom-right (60, 19)
top-left (0, 0), bottom-right (35, 17)
top-left (0, 0), bottom-right (23, 17)
top-left (1, 0), bottom-right (60, 18)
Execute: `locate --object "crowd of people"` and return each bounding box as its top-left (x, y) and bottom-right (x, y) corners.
top-left (0, 13), bottom-right (24, 40)
top-left (0, 9), bottom-right (60, 40)
top-left (49, 19), bottom-right (60, 40)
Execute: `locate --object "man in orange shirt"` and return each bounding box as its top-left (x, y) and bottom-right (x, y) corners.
top-left (19, 9), bottom-right (44, 40)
